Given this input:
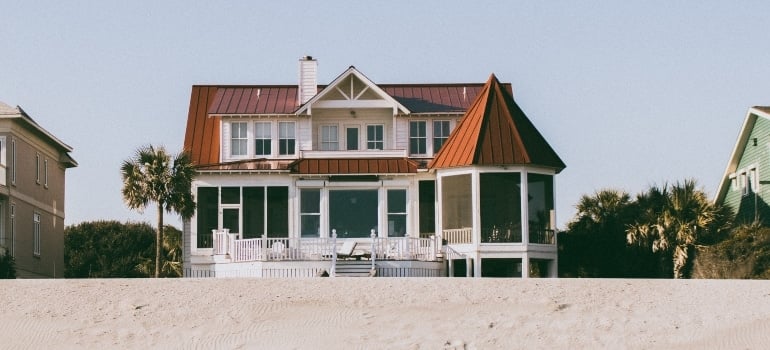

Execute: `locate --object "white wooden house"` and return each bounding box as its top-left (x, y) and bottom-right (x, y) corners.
top-left (182, 57), bottom-right (565, 278)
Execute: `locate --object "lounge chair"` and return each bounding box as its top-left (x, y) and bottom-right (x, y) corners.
top-left (336, 240), bottom-right (357, 259)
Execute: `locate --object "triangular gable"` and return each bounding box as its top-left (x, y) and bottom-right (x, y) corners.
top-left (429, 74), bottom-right (565, 172)
top-left (295, 66), bottom-right (410, 115)
top-left (715, 107), bottom-right (770, 203)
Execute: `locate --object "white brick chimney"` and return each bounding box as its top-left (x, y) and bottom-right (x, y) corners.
top-left (298, 56), bottom-right (318, 105)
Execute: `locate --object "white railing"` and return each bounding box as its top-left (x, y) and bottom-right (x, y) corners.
top-left (442, 228), bottom-right (472, 244)
top-left (210, 229), bottom-right (439, 263)
top-left (371, 235), bottom-right (438, 261)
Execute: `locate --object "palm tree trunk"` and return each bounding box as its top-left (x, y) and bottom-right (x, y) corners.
top-left (156, 203), bottom-right (163, 278)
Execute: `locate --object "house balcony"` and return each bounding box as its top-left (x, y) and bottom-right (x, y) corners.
top-left (440, 227), bottom-right (556, 245)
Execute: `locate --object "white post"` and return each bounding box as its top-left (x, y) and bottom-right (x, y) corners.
top-left (261, 234), bottom-right (268, 261)
top-left (521, 252), bottom-right (530, 279)
top-left (370, 229), bottom-right (376, 271)
top-left (448, 258), bottom-right (454, 278)
top-left (466, 256), bottom-right (473, 277)
top-left (331, 230), bottom-right (337, 277)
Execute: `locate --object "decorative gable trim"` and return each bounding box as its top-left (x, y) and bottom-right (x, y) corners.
top-left (295, 66), bottom-right (410, 115)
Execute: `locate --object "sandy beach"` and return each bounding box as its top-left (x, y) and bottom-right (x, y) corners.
top-left (1, 278), bottom-right (769, 349)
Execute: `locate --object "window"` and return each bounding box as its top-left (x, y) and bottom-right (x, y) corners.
top-left (254, 122), bottom-right (271, 156)
top-left (279, 122), bottom-right (295, 155)
top-left (196, 186), bottom-right (290, 248)
top-left (320, 125), bottom-right (339, 151)
top-left (0, 137), bottom-right (5, 186)
top-left (11, 140), bottom-right (16, 185)
top-left (387, 189), bottom-right (407, 237)
top-left (230, 122), bottom-right (248, 156)
top-left (300, 189), bottom-right (321, 237)
top-left (33, 212), bottom-right (40, 256)
top-left (346, 127), bottom-right (359, 151)
top-left (419, 180), bottom-right (436, 235)
top-left (409, 121), bottom-right (427, 155)
top-left (35, 153), bottom-right (40, 184)
top-left (330, 190), bottom-right (377, 238)
top-left (44, 159), bottom-right (48, 188)
top-left (433, 120), bottom-right (450, 152)
top-left (367, 125), bottom-right (384, 150)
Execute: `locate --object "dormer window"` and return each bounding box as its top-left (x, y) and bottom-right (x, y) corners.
top-left (230, 122), bottom-right (248, 157)
top-left (409, 121), bottom-right (427, 155)
top-left (254, 122), bottom-right (271, 156)
top-left (278, 122), bottom-right (296, 155)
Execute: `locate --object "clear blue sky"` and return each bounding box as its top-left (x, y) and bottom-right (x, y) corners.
top-left (3, 2), bottom-right (770, 229)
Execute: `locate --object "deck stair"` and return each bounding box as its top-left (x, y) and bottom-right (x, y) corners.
top-left (334, 260), bottom-right (376, 277)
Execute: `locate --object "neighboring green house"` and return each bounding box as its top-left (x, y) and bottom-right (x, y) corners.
top-left (716, 106), bottom-right (770, 225)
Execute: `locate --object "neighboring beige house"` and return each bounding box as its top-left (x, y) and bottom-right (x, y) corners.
top-left (0, 102), bottom-right (77, 278)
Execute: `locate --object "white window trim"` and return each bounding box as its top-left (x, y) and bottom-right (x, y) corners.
top-left (432, 120), bottom-right (451, 153)
top-left (11, 139), bottom-right (16, 186)
top-left (33, 212), bottom-right (41, 257)
top-left (319, 124), bottom-right (340, 151)
top-left (278, 121), bottom-right (296, 157)
top-left (254, 121), bottom-right (272, 157)
top-left (229, 121), bottom-right (249, 158)
top-left (44, 159), bottom-right (48, 188)
top-left (366, 124), bottom-right (384, 150)
top-left (409, 120), bottom-right (427, 156)
top-left (35, 153), bottom-right (40, 184)
top-left (736, 165), bottom-right (760, 196)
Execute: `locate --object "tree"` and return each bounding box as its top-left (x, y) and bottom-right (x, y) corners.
top-left (560, 189), bottom-right (663, 277)
top-left (136, 225), bottom-right (183, 277)
top-left (121, 145), bottom-right (195, 278)
top-left (627, 179), bottom-right (733, 278)
top-left (64, 221), bottom-right (155, 278)
top-left (0, 248), bottom-right (16, 279)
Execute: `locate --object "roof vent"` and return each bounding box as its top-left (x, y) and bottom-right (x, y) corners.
top-left (298, 56), bottom-right (318, 105)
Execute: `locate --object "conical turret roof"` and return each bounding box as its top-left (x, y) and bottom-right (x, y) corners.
top-left (429, 74), bottom-right (565, 172)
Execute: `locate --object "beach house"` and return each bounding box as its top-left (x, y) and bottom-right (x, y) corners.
top-left (182, 57), bottom-right (565, 278)
top-left (0, 102), bottom-right (77, 278)
top-left (715, 106), bottom-right (770, 225)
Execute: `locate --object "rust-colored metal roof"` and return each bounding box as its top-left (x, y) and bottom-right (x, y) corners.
top-left (184, 86), bottom-right (221, 165)
top-left (208, 86), bottom-right (300, 115)
top-left (184, 81), bottom-right (514, 166)
top-left (290, 158), bottom-right (418, 175)
top-left (196, 159), bottom-right (293, 172)
top-left (429, 74), bottom-right (565, 172)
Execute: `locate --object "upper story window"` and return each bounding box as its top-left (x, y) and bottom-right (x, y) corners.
top-left (0, 137), bottom-right (6, 186)
top-left (254, 122), bottom-right (271, 156)
top-left (734, 166), bottom-right (760, 196)
top-left (278, 122), bottom-right (296, 155)
top-left (11, 139), bottom-right (16, 185)
top-left (433, 120), bottom-right (450, 152)
top-left (409, 121), bottom-right (427, 155)
top-left (320, 125), bottom-right (339, 151)
top-left (35, 153), bottom-right (40, 184)
top-left (230, 122), bottom-right (248, 157)
top-left (367, 124), bottom-right (384, 150)
top-left (44, 159), bottom-right (48, 188)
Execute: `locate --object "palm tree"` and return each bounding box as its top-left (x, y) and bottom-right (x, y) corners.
top-left (121, 145), bottom-right (195, 278)
top-left (627, 179), bottom-right (732, 278)
top-left (565, 189), bottom-right (633, 277)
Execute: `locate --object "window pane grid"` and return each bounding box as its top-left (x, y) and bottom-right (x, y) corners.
top-left (367, 125), bottom-right (384, 150)
top-left (278, 122), bottom-right (295, 155)
top-left (409, 121), bottom-right (426, 154)
top-left (254, 122), bottom-right (271, 156)
top-left (231, 122), bottom-right (248, 156)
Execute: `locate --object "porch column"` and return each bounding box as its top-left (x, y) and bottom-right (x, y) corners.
top-left (549, 258), bottom-right (558, 278)
top-left (473, 255), bottom-right (482, 278)
top-left (521, 252), bottom-right (529, 279)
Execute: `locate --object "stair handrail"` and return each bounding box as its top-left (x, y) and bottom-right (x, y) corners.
top-left (370, 229), bottom-right (377, 272)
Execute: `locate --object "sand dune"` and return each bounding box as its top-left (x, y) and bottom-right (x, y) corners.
top-left (1, 278), bottom-right (769, 349)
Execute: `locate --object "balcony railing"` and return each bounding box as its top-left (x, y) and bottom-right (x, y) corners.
top-left (209, 230), bottom-right (439, 263)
